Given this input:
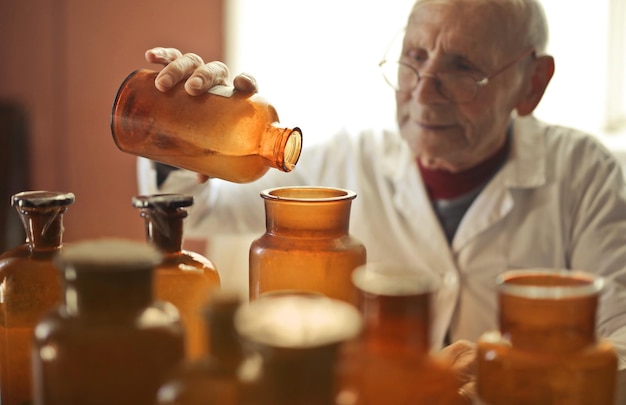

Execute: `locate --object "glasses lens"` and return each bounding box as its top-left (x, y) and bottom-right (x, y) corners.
top-left (437, 73), bottom-right (478, 103)
top-left (380, 61), bottom-right (418, 92)
top-left (380, 61), bottom-right (479, 102)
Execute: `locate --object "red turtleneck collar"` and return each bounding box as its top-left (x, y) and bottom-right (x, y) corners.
top-left (417, 136), bottom-right (511, 200)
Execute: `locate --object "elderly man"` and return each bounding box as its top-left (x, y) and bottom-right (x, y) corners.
top-left (138, 0), bottom-right (626, 402)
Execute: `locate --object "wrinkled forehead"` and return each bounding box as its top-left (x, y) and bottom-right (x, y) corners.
top-left (406, 0), bottom-right (523, 62)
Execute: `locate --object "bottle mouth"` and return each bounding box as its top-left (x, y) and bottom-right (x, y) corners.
top-left (131, 193), bottom-right (194, 209)
top-left (281, 128), bottom-right (302, 172)
top-left (12, 191), bottom-right (76, 208)
top-left (261, 186), bottom-right (357, 202)
top-left (497, 269), bottom-right (604, 299)
top-left (234, 293), bottom-right (362, 349)
top-left (352, 263), bottom-right (440, 296)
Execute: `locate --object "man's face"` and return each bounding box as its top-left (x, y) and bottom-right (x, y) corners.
top-left (397, 0), bottom-right (528, 172)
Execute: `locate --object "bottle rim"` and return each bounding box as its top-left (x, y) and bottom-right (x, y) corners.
top-left (496, 269), bottom-right (604, 299)
top-left (280, 128), bottom-right (303, 172)
top-left (260, 186), bottom-right (357, 202)
top-left (351, 262), bottom-right (441, 296)
top-left (11, 191), bottom-right (75, 208)
top-left (234, 293), bottom-right (362, 349)
top-left (131, 193), bottom-right (194, 209)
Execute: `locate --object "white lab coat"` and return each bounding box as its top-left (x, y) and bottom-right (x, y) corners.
top-left (138, 114), bottom-right (626, 371)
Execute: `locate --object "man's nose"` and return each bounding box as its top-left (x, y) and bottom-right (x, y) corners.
top-left (413, 72), bottom-right (448, 104)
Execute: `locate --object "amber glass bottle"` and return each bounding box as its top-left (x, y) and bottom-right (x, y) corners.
top-left (476, 269), bottom-right (618, 405)
top-left (249, 187), bottom-right (366, 304)
top-left (234, 293), bottom-right (362, 405)
top-left (336, 263), bottom-right (460, 405)
top-left (132, 194), bottom-right (221, 360)
top-left (111, 69), bottom-right (302, 183)
top-left (31, 238), bottom-right (185, 405)
top-left (0, 190), bottom-right (74, 405)
top-left (156, 291), bottom-right (256, 405)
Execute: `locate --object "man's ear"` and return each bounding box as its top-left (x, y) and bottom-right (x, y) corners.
top-left (515, 55), bottom-right (555, 116)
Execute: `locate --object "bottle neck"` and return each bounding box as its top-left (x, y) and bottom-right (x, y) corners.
top-left (360, 292), bottom-right (431, 355)
top-left (141, 210), bottom-right (184, 254)
top-left (260, 125), bottom-right (302, 173)
top-left (18, 207), bottom-right (67, 252)
top-left (62, 269), bottom-right (153, 317)
top-left (207, 310), bottom-right (245, 367)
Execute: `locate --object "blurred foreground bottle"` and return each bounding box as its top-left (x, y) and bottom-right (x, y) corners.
top-left (476, 269), bottom-right (617, 405)
top-left (235, 293), bottom-right (362, 405)
top-left (32, 239), bottom-right (185, 405)
top-left (336, 263), bottom-right (460, 405)
top-left (132, 194), bottom-right (221, 359)
top-left (249, 187), bottom-right (366, 304)
top-left (111, 69), bottom-right (302, 183)
top-left (0, 190), bottom-right (74, 405)
top-left (156, 291), bottom-right (256, 405)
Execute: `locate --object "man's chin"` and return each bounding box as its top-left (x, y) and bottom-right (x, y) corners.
top-left (416, 155), bottom-right (459, 172)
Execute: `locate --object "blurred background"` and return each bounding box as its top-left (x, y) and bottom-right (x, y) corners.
top-left (1, 0), bottom-right (625, 255)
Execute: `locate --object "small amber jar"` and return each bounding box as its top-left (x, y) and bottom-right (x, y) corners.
top-left (0, 190), bottom-right (74, 405)
top-left (249, 187), bottom-right (366, 304)
top-left (111, 69), bottom-right (302, 183)
top-left (337, 263), bottom-right (460, 405)
top-left (156, 291), bottom-right (250, 405)
top-left (235, 293), bottom-right (362, 405)
top-left (31, 239), bottom-right (185, 405)
top-left (133, 194), bottom-right (221, 359)
top-left (476, 269), bottom-right (618, 405)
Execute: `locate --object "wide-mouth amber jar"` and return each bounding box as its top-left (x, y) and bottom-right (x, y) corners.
top-left (477, 269), bottom-right (617, 405)
top-left (249, 186), bottom-right (366, 304)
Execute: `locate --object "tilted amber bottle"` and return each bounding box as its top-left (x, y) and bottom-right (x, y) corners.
top-left (156, 291), bottom-right (256, 405)
top-left (234, 293), bottom-right (362, 405)
top-left (132, 194), bottom-right (221, 359)
top-left (111, 69), bottom-right (302, 183)
top-left (249, 187), bottom-right (366, 305)
top-left (476, 269), bottom-right (618, 405)
top-left (31, 238), bottom-right (185, 405)
top-left (0, 190), bottom-right (74, 405)
top-left (336, 263), bottom-right (460, 405)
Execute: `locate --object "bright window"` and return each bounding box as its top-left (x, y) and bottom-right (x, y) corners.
top-left (225, 0), bottom-right (626, 144)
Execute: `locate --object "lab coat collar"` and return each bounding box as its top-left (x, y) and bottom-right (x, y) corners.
top-left (502, 115), bottom-right (548, 189)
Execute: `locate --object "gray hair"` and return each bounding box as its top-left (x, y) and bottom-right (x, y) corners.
top-left (411, 0), bottom-right (550, 54)
top-left (521, 0), bottom-right (549, 54)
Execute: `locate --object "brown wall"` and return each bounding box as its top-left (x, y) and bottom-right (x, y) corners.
top-left (0, 0), bottom-right (223, 243)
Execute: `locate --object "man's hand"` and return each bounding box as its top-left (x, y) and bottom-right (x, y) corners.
top-left (144, 47), bottom-right (259, 184)
top-left (144, 47), bottom-right (258, 95)
top-left (440, 340), bottom-right (478, 404)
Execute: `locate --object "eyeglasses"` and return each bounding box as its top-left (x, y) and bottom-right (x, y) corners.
top-left (379, 48), bottom-right (535, 103)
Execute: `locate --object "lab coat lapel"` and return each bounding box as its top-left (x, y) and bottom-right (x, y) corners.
top-left (391, 154), bottom-right (461, 348)
top-left (451, 116), bottom-right (547, 252)
top-left (390, 148), bottom-right (459, 272)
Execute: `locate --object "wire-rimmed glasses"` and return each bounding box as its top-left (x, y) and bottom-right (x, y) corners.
top-left (379, 47), bottom-right (535, 103)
